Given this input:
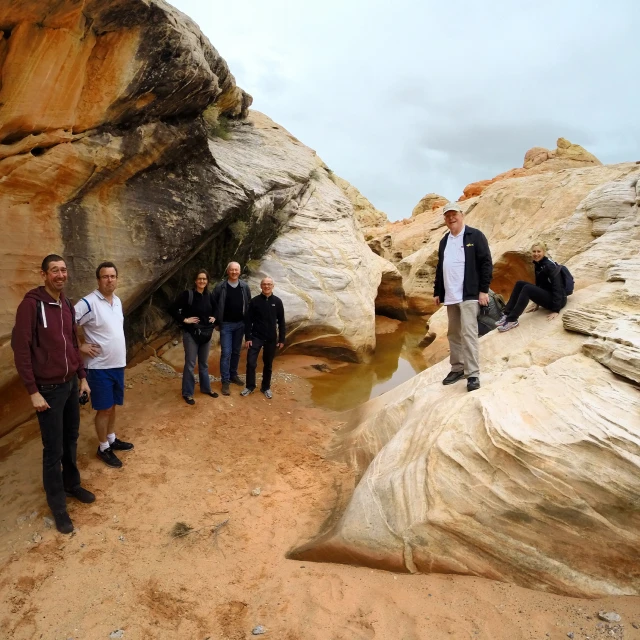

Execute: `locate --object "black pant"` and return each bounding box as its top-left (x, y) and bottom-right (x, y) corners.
top-left (246, 338), bottom-right (277, 391)
top-left (505, 281), bottom-right (553, 321)
top-left (36, 377), bottom-right (81, 514)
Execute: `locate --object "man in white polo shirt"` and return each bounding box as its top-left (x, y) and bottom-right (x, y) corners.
top-left (433, 203), bottom-right (493, 391)
top-left (75, 262), bottom-right (134, 468)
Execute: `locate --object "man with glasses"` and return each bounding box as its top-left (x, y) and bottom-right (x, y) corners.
top-left (12, 255), bottom-right (93, 534)
top-left (75, 262), bottom-right (134, 468)
top-left (241, 277), bottom-right (285, 399)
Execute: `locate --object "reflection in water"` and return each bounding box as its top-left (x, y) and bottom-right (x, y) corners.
top-left (309, 317), bottom-right (428, 412)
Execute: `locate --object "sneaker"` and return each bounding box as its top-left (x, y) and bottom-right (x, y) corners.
top-left (110, 438), bottom-right (134, 451)
top-left (467, 377), bottom-right (480, 392)
top-left (240, 387), bottom-right (254, 397)
top-left (498, 320), bottom-right (519, 332)
top-left (221, 382), bottom-right (230, 396)
top-left (183, 396), bottom-right (195, 405)
top-left (65, 486), bottom-right (96, 503)
top-left (230, 375), bottom-right (244, 386)
top-left (96, 446), bottom-right (122, 468)
top-left (204, 391), bottom-right (219, 398)
top-left (261, 389), bottom-right (273, 400)
top-left (53, 511), bottom-right (74, 534)
top-left (442, 370), bottom-right (465, 385)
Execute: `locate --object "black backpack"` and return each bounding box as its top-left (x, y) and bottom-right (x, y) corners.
top-left (551, 263), bottom-right (574, 296)
top-left (478, 290), bottom-right (506, 336)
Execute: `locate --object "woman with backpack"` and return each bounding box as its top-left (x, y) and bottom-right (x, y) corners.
top-left (497, 242), bottom-right (568, 332)
top-left (169, 269), bottom-right (218, 404)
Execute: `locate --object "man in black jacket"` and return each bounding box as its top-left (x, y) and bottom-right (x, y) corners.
top-left (433, 203), bottom-right (493, 391)
top-left (241, 277), bottom-right (285, 400)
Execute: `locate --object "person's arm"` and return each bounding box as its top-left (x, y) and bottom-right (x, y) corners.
top-left (13, 299), bottom-right (39, 395)
top-left (547, 264), bottom-right (565, 312)
top-left (433, 237), bottom-right (445, 305)
top-left (476, 231), bottom-right (493, 295)
top-left (75, 298), bottom-right (100, 358)
top-left (168, 290), bottom-right (189, 323)
top-left (244, 298), bottom-right (254, 346)
top-left (277, 298), bottom-right (286, 346)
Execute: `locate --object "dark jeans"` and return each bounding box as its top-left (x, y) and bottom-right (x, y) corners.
top-left (220, 321), bottom-right (244, 383)
top-left (505, 281), bottom-right (553, 321)
top-left (36, 376), bottom-right (81, 514)
top-left (182, 331), bottom-right (212, 396)
top-left (246, 337), bottom-right (277, 391)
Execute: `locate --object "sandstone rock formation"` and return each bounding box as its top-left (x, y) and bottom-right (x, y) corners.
top-left (293, 166), bottom-right (640, 598)
top-left (331, 175), bottom-right (389, 232)
top-left (0, 0), bottom-right (403, 435)
top-left (411, 193), bottom-right (448, 217)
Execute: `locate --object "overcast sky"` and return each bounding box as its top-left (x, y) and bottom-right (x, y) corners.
top-left (170, 0), bottom-right (639, 220)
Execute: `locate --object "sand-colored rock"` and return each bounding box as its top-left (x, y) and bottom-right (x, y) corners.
top-left (331, 174), bottom-right (389, 232)
top-left (294, 167), bottom-right (640, 598)
top-left (411, 193), bottom-right (448, 217)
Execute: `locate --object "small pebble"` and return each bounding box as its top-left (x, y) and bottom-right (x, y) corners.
top-left (32, 532), bottom-right (42, 544)
top-left (251, 487), bottom-right (261, 496)
top-left (43, 517), bottom-right (54, 529)
top-left (632, 622), bottom-right (639, 629)
top-left (598, 611), bottom-right (621, 623)
top-left (118, 535), bottom-right (125, 542)
top-left (252, 625), bottom-right (266, 635)
top-left (110, 631), bottom-right (124, 639)
top-left (567, 633), bottom-right (574, 639)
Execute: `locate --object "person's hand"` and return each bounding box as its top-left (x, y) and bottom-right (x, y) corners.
top-left (80, 342), bottom-right (101, 357)
top-left (79, 378), bottom-right (91, 397)
top-left (277, 343), bottom-right (284, 349)
top-left (30, 392), bottom-right (50, 412)
top-left (433, 296), bottom-right (440, 306)
top-left (208, 316), bottom-right (215, 324)
top-left (183, 317), bottom-right (199, 324)
top-left (479, 292), bottom-right (489, 306)
top-left (525, 304), bottom-right (539, 314)
top-left (245, 340), bottom-right (252, 349)
top-left (547, 312), bottom-right (559, 322)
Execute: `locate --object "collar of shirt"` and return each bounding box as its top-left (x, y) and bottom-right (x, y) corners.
top-left (93, 289), bottom-right (119, 305)
top-left (450, 225), bottom-right (466, 239)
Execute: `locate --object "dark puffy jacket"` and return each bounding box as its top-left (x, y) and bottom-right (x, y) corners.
top-left (12, 287), bottom-right (86, 394)
top-left (534, 256), bottom-right (567, 312)
top-left (433, 226), bottom-right (493, 301)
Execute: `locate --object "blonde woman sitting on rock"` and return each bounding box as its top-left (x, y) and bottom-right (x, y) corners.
top-left (497, 242), bottom-right (567, 332)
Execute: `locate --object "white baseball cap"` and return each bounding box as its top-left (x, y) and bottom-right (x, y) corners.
top-left (443, 202), bottom-right (463, 215)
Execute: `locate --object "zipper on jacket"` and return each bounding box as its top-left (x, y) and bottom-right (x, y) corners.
top-left (60, 302), bottom-right (69, 379)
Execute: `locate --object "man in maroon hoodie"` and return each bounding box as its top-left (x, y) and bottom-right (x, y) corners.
top-left (12, 254), bottom-right (94, 534)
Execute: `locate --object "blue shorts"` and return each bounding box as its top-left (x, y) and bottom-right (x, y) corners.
top-left (86, 368), bottom-right (125, 411)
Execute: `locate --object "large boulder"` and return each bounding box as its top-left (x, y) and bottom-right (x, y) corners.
top-left (331, 175), bottom-right (389, 232)
top-left (292, 169), bottom-right (640, 598)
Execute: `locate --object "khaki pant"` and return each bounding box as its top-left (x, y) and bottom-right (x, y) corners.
top-left (446, 301), bottom-right (480, 378)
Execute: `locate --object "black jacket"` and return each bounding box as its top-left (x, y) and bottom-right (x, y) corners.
top-left (534, 256), bottom-right (567, 313)
top-left (433, 226), bottom-right (493, 301)
top-left (169, 289), bottom-right (213, 326)
top-left (245, 293), bottom-right (286, 344)
top-left (211, 280), bottom-right (252, 327)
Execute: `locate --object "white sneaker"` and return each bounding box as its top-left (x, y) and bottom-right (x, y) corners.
top-left (261, 389), bottom-right (273, 400)
top-left (240, 388), bottom-right (254, 396)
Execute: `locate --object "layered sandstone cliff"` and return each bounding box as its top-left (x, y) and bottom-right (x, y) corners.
top-left (0, 0), bottom-right (403, 435)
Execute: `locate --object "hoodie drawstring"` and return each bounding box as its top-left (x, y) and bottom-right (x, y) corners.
top-left (40, 301), bottom-right (47, 328)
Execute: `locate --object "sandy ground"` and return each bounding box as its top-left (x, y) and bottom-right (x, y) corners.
top-left (1, 357), bottom-right (639, 640)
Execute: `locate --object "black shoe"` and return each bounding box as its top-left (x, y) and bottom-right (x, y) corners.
top-left (230, 375), bottom-right (244, 386)
top-left (204, 391), bottom-right (219, 398)
top-left (96, 446), bottom-right (122, 468)
top-left (110, 438), bottom-right (134, 451)
top-left (53, 511), bottom-right (74, 534)
top-left (221, 382), bottom-right (230, 396)
top-left (65, 486), bottom-right (96, 503)
top-left (442, 371), bottom-right (465, 385)
top-left (467, 377), bottom-right (480, 392)
top-left (183, 396), bottom-right (195, 405)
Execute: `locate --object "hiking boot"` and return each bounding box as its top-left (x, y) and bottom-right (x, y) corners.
top-left (183, 396), bottom-right (195, 405)
top-left (498, 320), bottom-right (519, 332)
top-left (240, 387), bottom-right (254, 397)
top-left (97, 446), bottom-right (122, 468)
top-left (53, 511), bottom-right (74, 534)
top-left (496, 314), bottom-right (508, 327)
top-left (221, 382), bottom-right (231, 396)
top-left (110, 438), bottom-right (134, 451)
top-left (467, 377), bottom-right (480, 392)
top-left (261, 389), bottom-right (273, 400)
top-left (442, 370), bottom-right (465, 385)
top-left (65, 486), bottom-right (95, 503)
top-left (204, 391), bottom-right (219, 398)
top-left (230, 375), bottom-right (244, 386)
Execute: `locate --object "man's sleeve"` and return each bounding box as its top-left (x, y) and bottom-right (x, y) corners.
top-left (75, 297), bottom-right (93, 326)
top-left (277, 299), bottom-right (286, 344)
top-left (433, 237), bottom-right (445, 296)
top-left (12, 299), bottom-right (38, 394)
top-left (477, 232), bottom-right (493, 294)
top-left (244, 298), bottom-right (254, 341)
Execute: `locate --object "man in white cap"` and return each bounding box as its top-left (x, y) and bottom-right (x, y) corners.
top-left (433, 202), bottom-right (492, 391)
